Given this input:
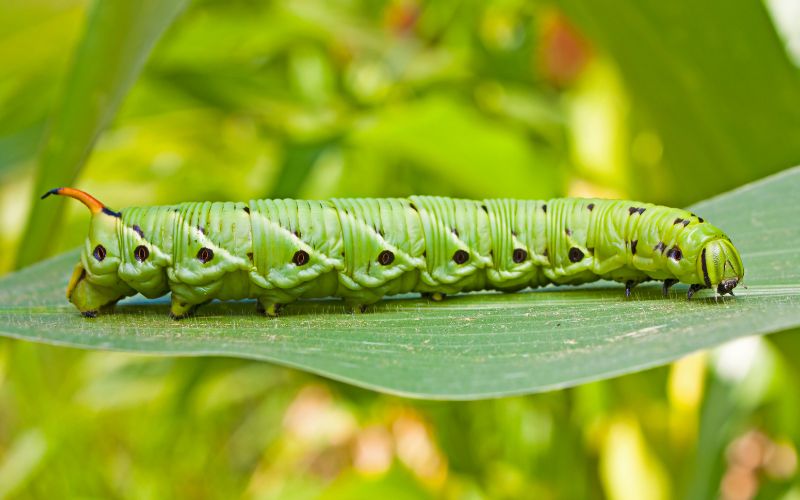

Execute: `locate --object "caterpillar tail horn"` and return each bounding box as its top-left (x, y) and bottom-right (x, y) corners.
top-left (41, 187), bottom-right (120, 217)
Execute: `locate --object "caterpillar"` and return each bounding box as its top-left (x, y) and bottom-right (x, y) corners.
top-left (42, 187), bottom-right (744, 319)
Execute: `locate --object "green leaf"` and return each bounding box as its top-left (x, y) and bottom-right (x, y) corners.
top-left (14, 0), bottom-right (188, 268)
top-left (1, 167), bottom-right (799, 400)
top-left (555, 0), bottom-right (800, 205)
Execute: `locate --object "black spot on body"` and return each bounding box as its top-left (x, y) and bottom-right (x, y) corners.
top-left (134, 245), bottom-right (149, 262)
top-left (654, 242), bottom-right (666, 253)
top-left (294, 230), bottom-right (301, 238)
top-left (247, 252), bottom-right (254, 262)
top-left (197, 247), bottom-right (214, 263)
top-left (409, 203), bottom-right (417, 212)
top-left (568, 247), bottom-right (584, 263)
top-left (197, 225), bottom-right (205, 235)
top-left (453, 250), bottom-right (469, 265)
top-left (93, 245), bottom-right (106, 262)
top-left (378, 250), bottom-right (395, 266)
top-left (541, 204), bottom-right (547, 213)
top-left (631, 240), bottom-right (638, 255)
top-left (673, 218), bottom-right (684, 225)
top-left (132, 225), bottom-right (144, 238)
top-left (452, 228), bottom-right (459, 238)
top-left (698, 217), bottom-right (705, 223)
top-left (243, 206), bottom-right (250, 214)
top-left (292, 250), bottom-right (309, 266)
top-left (542, 248), bottom-right (549, 258)
top-left (422, 250), bottom-right (427, 258)
top-left (588, 247), bottom-right (594, 255)
top-left (512, 248), bottom-right (527, 263)
top-left (629, 207), bottom-right (646, 215)
top-left (565, 228), bottom-right (572, 236)
top-left (481, 205), bottom-right (488, 213)
top-left (587, 203), bottom-right (595, 211)
top-left (667, 246), bottom-right (683, 261)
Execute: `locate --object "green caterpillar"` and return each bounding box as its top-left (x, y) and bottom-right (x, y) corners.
top-left (43, 187), bottom-right (744, 318)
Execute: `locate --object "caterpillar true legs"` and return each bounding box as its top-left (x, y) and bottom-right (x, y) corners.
top-left (42, 188), bottom-right (745, 318)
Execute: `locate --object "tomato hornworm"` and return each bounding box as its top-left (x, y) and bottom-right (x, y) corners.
top-left (42, 187), bottom-right (744, 318)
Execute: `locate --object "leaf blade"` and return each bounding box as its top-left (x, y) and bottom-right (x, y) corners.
top-left (1, 167), bottom-right (798, 399)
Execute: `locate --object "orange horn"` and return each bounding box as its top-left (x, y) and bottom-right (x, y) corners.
top-left (41, 187), bottom-right (119, 217)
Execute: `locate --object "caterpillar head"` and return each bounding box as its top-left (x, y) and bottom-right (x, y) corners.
top-left (699, 237), bottom-right (744, 296)
top-left (42, 188), bottom-right (134, 317)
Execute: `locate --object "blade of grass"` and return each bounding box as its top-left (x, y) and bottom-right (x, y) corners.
top-left (15, 0), bottom-right (188, 268)
top-left (0, 167), bottom-right (799, 399)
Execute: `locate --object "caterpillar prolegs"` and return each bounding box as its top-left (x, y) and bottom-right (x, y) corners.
top-left (43, 188), bottom-right (744, 319)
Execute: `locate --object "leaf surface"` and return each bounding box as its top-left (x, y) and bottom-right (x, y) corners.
top-left (1, 168), bottom-right (798, 399)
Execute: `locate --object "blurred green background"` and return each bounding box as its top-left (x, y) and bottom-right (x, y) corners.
top-left (1, 0), bottom-right (800, 497)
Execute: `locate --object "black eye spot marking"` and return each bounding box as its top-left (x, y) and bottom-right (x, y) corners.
top-left (481, 205), bottom-right (488, 213)
top-left (631, 240), bottom-right (638, 255)
top-left (378, 250), bottom-right (395, 266)
top-left (197, 247), bottom-right (214, 263)
top-left (247, 252), bottom-right (254, 263)
top-left (565, 228), bottom-right (572, 236)
top-left (132, 225), bottom-right (144, 238)
top-left (587, 247), bottom-right (594, 255)
top-left (673, 218), bottom-right (684, 225)
top-left (542, 248), bottom-right (549, 258)
top-left (452, 250), bottom-right (469, 265)
top-left (452, 228), bottom-right (459, 238)
top-left (667, 246), bottom-right (683, 261)
top-left (292, 250), bottom-right (309, 266)
top-left (568, 247), bottom-right (584, 263)
top-left (629, 207), bottom-right (646, 215)
top-left (698, 217), bottom-right (705, 223)
top-left (512, 248), bottom-right (527, 263)
top-left (541, 204), bottom-right (547, 213)
top-left (197, 225), bottom-right (205, 235)
top-left (134, 245), bottom-right (149, 262)
top-left (409, 203), bottom-right (417, 212)
top-left (243, 206), bottom-right (250, 214)
top-left (587, 203), bottom-right (595, 211)
top-left (93, 245), bottom-right (106, 262)
top-left (654, 242), bottom-right (666, 253)
top-left (294, 230), bottom-right (302, 238)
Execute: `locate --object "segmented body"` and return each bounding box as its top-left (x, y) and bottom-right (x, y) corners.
top-left (76, 196), bottom-right (733, 317)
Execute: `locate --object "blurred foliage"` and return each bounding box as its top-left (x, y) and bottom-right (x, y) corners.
top-left (0, 0), bottom-right (799, 497)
